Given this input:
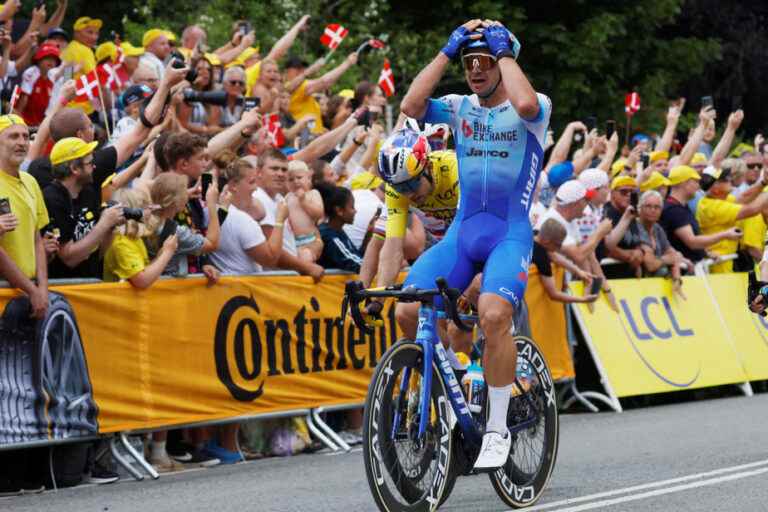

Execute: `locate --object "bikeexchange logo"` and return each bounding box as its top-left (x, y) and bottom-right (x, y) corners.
top-left (214, 294), bottom-right (396, 402)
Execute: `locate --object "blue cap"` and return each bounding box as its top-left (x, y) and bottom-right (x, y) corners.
top-left (631, 133), bottom-right (651, 146)
top-left (547, 161), bottom-right (574, 189)
top-left (281, 147), bottom-right (298, 156)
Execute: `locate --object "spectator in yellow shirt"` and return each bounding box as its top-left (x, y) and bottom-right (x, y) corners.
top-left (283, 52), bottom-right (359, 135)
top-left (0, 114), bottom-right (50, 318)
top-left (696, 165), bottom-right (768, 272)
top-left (61, 17), bottom-right (101, 114)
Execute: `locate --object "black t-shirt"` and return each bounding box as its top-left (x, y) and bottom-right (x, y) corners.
top-left (660, 196), bottom-right (707, 262)
top-left (531, 240), bottom-right (552, 277)
top-left (43, 180), bottom-right (103, 279)
top-left (603, 202), bottom-right (642, 249)
top-left (29, 146), bottom-right (118, 190)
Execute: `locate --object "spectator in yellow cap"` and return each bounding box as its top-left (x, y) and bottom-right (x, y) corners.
top-left (660, 164), bottom-right (736, 266)
top-left (119, 42), bottom-right (145, 77)
top-left (60, 17), bottom-right (101, 113)
top-left (94, 41), bottom-right (118, 65)
top-left (44, 137), bottom-right (126, 279)
top-left (649, 150), bottom-right (669, 173)
top-left (690, 152), bottom-right (708, 172)
top-left (603, 175), bottom-right (644, 278)
top-left (696, 164), bottom-right (768, 272)
top-left (0, 114), bottom-right (50, 318)
top-left (141, 28), bottom-right (171, 81)
top-left (639, 171), bottom-right (671, 195)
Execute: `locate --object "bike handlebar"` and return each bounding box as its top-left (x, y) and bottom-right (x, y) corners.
top-left (341, 278), bottom-right (473, 334)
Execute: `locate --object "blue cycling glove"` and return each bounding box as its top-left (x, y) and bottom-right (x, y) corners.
top-left (441, 25), bottom-right (471, 59)
top-left (483, 25), bottom-right (521, 60)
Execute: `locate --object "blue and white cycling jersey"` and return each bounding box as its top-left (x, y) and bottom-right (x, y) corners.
top-left (403, 92), bottom-right (552, 308)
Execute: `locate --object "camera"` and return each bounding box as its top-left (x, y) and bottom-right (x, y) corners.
top-left (105, 201), bottom-right (143, 222)
top-left (182, 89), bottom-right (228, 106)
top-left (171, 54), bottom-right (198, 83)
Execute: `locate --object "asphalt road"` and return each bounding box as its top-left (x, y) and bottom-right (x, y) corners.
top-left (5, 393), bottom-right (768, 512)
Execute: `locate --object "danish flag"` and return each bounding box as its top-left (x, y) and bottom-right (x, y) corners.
top-left (378, 59), bottom-right (395, 97)
top-left (625, 91), bottom-right (641, 116)
top-left (74, 69), bottom-right (101, 103)
top-left (320, 23), bottom-right (348, 50)
top-left (367, 39), bottom-right (386, 49)
top-left (97, 63), bottom-right (123, 92)
top-left (263, 113), bottom-right (285, 148)
top-left (8, 85), bottom-right (20, 113)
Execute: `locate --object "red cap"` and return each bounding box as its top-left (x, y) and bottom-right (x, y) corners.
top-left (34, 43), bottom-right (61, 62)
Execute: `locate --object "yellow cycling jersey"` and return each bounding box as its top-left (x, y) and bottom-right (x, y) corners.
top-left (385, 150), bottom-right (459, 238)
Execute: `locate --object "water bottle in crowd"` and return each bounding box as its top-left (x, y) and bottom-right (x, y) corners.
top-left (461, 362), bottom-right (485, 414)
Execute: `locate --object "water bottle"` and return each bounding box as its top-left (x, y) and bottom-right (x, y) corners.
top-left (461, 362), bottom-right (485, 414)
top-left (512, 358), bottom-right (535, 397)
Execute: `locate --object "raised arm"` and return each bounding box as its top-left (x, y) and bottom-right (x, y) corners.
top-left (656, 103), bottom-right (682, 155)
top-left (291, 114), bottom-right (359, 164)
top-left (598, 132), bottom-right (620, 173)
top-left (304, 52), bottom-right (357, 96)
top-left (206, 107), bottom-right (261, 156)
top-left (40, 0), bottom-right (68, 36)
top-left (489, 24), bottom-right (539, 120)
top-left (284, 58), bottom-right (326, 94)
top-left (679, 107), bottom-right (716, 166)
top-left (711, 110), bottom-right (743, 168)
top-left (265, 15), bottom-right (310, 62)
top-left (545, 122), bottom-right (585, 170)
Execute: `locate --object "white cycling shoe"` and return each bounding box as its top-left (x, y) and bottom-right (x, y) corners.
top-left (473, 429), bottom-right (511, 470)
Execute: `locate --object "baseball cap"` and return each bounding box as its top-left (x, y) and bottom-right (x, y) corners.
top-left (631, 133), bottom-right (651, 146)
top-left (667, 165), bottom-right (701, 186)
top-left (73, 17), bottom-right (102, 32)
top-left (691, 153), bottom-right (708, 166)
top-left (649, 150), bottom-right (669, 163)
top-left (203, 52), bottom-right (222, 66)
top-left (33, 43), bottom-right (61, 62)
top-left (700, 165), bottom-right (730, 192)
top-left (611, 175), bottom-right (637, 190)
top-left (639, 171), bottom-right (672, 192)
top-left (46, 27), bottom-right (69, 41)
top-left (0, 114), bottom-right (25, 134)
top-left (579, 168), bottom-right (609, 191)
top-left (555, 180), bottom-right (587, 205)
top-left (547, 161), bottom-right (574, 189)
top-left (143, 28), bottom-right (167, 48)
top-left (95, 42), bottom-right (117, 63)
top-left (338, 89), bottom-right (354, 99)
top-left (50, 137), bottom-right (98, 166)
top-left (120, 85), bottom-right (153, 108)
top-left (120, 42), bottom-right (145, 57)
top-left (285, 56), bottom-right (309, 69)
top-left (611, 158), bottom-right (628, 177)
top-left (164, 30), bottom-right (177, 43)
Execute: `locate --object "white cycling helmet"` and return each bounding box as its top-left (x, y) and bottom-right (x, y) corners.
top-left (378, 128), bottom-right (432, 193)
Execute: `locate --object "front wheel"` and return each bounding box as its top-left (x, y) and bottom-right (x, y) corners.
top-left (362, 339), bottom-right (456, 512)
top-left (488, 336), bottom-right (559, 508)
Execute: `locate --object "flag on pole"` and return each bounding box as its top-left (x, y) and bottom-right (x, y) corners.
top-left (96, 63), bottom-right (122, 92)
top-left (74, 69), bottom-right (101, 104)
top-left (378, 59), bottom-right (395, 97)
top-left (368, 39), bottom-right (386, 49)
top-left (263, 113), bottom-right (285, 148)
top-left (320, 24), bottom-right (348, 50)
top-left (8, 85), bottom-right (20, 113)
top-left (625, 92), bottom-right (641, 116)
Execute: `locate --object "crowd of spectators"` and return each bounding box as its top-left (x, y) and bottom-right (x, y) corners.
top-left (0, 0), bottom-right (766, 496)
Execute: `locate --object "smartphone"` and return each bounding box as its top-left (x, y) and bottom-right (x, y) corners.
top-left (701, 95), bottom-right (714, 110)
top-left (585, 116), bottom-right (597, 133)
top-left (158, 219), bottom-right (178, 246)
top-left (732, 95), bottom-right (743, 111)
top-left (241, 96), bottom-right (261, 111)
top-left (641, 153), bottom-right (650, 168)
top-left (589, 277), bottom-right (604, 296)
top-left (201, 173), bottom-right (213, 197)
top-left (0, 197), bottom-right (10, 215)
top-left (606, 120), bottom-right (616, 139)
top-left (630, 190), bottom-right (639, 209)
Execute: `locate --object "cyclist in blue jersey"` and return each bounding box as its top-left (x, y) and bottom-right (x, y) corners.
top-left (395, 19), bottom-right (552, 469)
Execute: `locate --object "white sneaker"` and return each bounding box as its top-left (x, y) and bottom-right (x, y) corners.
top-left (473, 430), bottom-right (511, 470)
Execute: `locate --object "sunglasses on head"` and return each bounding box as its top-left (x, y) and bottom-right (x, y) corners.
top-left (461, 53), bottom-right (497, 72)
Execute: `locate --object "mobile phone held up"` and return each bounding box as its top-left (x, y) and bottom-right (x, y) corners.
top-left (630, 190), bottom-right (639, 210)
top-left (606, 120), bottom-right (616, 140)
top-left (701, 95), bottom-right (714, 110)
top-left (0, 197), bottom-right (10, 215)
top-left (641, 153), bottom-right (650, 169)
top-left (201, 173), bottom-right (213, 197)
top-left (589, 277), bottom-right (604, 296)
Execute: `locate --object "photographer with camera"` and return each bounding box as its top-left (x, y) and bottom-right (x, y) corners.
top-left (176, 55), bottom-right (223, 136)
top-left (43, 137), bottom-right (126, 279)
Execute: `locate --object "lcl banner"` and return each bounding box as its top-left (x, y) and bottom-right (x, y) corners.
top-left (570, 276), bottom-right (748, 398)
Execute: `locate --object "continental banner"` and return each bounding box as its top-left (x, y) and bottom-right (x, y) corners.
top-left (570, 277), bottom-right (748, 398)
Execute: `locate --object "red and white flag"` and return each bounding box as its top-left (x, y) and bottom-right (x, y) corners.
top-left (96, 63), bottom-right (122, 92)
top-left (263, 113), bottom-right (285, 148)
top-left (378, 59), bottom-right (395, 97)
top-left (368, 39), bottom-right (386, 49)
top-left (74, 69), bottom-right (101, 103)
top-left (625, 92), bottom-right (641, 116)
top-left (320, 23), bottom-right (348, 50)
top-left (8, 85), bottom-right (20, 113)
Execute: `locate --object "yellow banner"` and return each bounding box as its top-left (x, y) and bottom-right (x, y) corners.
top-left (570, 277), bottom-right (747, 397)
top-left (707, 273), bottom-right (768, 381)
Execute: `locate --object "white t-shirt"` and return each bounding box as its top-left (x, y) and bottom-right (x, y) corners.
top-left (573, 203), bottom-right (603, 244)
top-left (253, 187), bottom-right (297, 256)
top-left (139, 52), bottom-right (165, 81)
top-left (210, 204), bottom-right (267, 274)
top-left (529, 201), bottom-right (547, 228)
top-left (344, 189), bottom-right (383, 249)
top-left (109, 116), bottom-right (137, 146)
top-left (535, 207), bottom-right (580, 246)
top-left (20, 65), bottom-right (56, 95)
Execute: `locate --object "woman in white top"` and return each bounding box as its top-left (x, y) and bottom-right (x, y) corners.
top-left (211, 159), bottom-right (287, 274)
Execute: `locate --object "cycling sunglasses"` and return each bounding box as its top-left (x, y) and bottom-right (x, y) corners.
top-left (391, 175), bottom-right (423, 194)
top-left (462, 53), bottom-right (497, 72)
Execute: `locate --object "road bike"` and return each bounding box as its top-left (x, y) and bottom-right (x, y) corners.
top-left (342, 278), bottom-right (559, 511)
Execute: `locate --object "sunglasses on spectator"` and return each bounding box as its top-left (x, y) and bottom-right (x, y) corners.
top-left (641, 204), bottom-right (662, 210)
top-left (227, 80), bottom-right (245, 86)
top-left (462, 53), bottom-right (497, 72)
top-left (747, 163), bottom-right (763, 170)
top-left (616, 188), bottom-right (634, 196)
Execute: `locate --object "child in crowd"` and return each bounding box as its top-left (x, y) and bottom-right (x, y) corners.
top-left (316, 184), bottom-right (362, 272)
top-left (109, 84), bottom-right (153, 145)
top-left (287, 160), bottom-right (324, 262)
